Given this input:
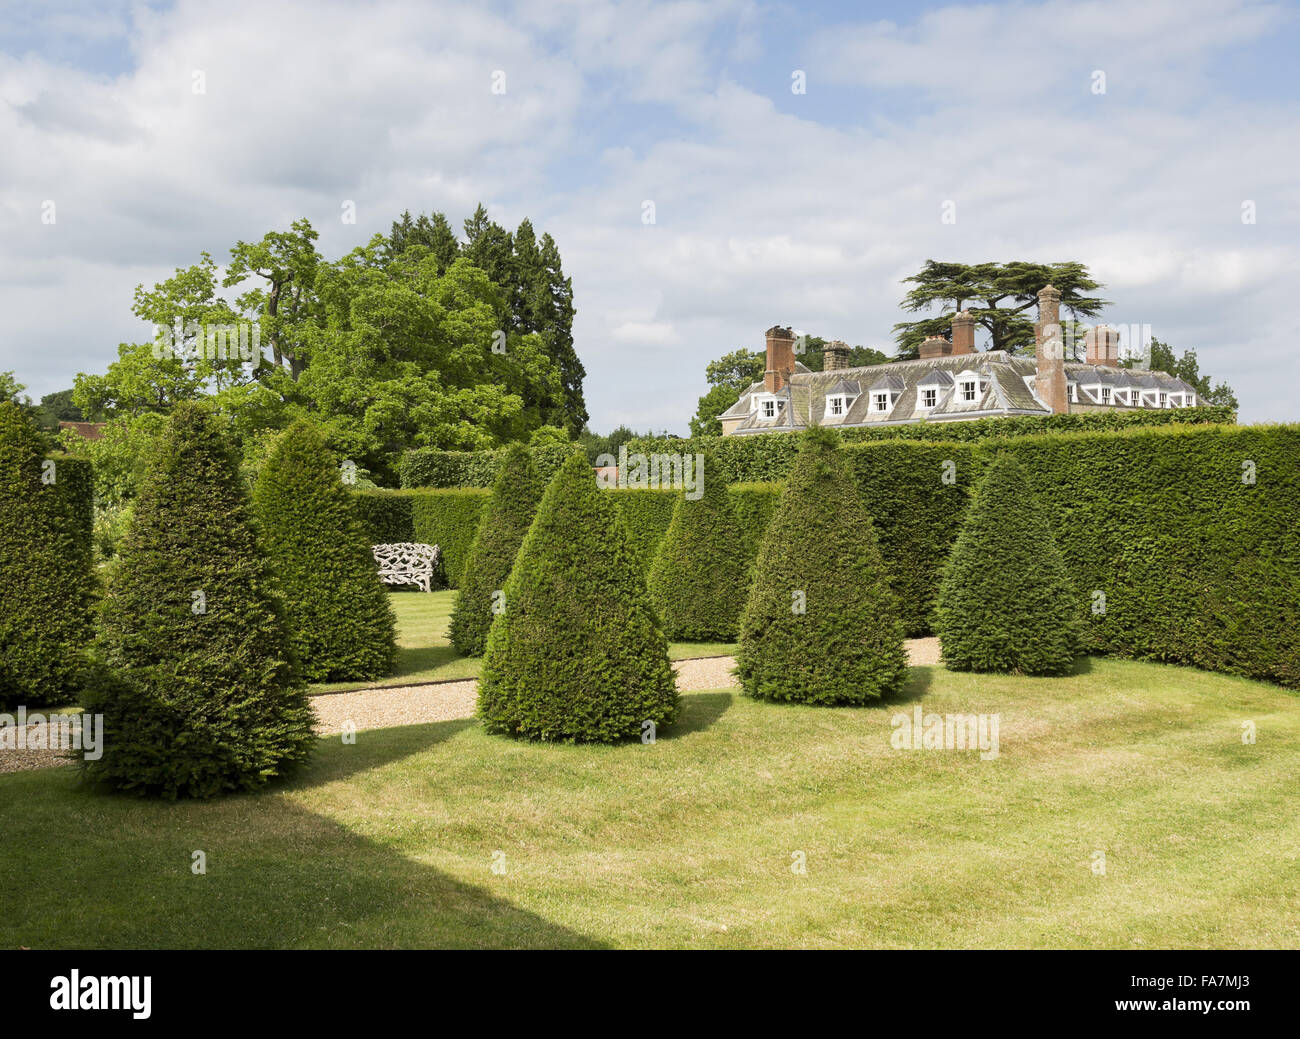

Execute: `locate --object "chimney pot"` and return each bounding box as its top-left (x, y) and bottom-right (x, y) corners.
top-left (918, 334), bottom-right (951, 360)
top-left (764, 325), bottom-right (797, 393)
top-left (1084, 324), bottom-right (1120, 367)
top-left (951, 310), bottom-right (976, 355)
top-left (823, 339), bottom-right (851, 371)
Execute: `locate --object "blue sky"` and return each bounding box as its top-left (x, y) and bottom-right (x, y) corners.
top-left (2, 0), bottom-right (1298, 432)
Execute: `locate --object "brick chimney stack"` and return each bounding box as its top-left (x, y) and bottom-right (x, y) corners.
top-left (1034, 285), bottom-right (1068, 414)
top-left (764, 325), bottom-right (797, 393)
top-left (1084, 324), bottom-right (1120, 367)
top-left (823, 340), bottom-right (851, 371)
top-left (951, 310), bottom-right (975, 356)
top-left (918, 334), bottom-right (951, 359)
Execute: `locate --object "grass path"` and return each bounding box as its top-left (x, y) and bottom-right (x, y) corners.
top-left (3, 657), bottom-right (1298, 948)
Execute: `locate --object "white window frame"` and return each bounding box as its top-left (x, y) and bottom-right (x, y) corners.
top-left (758, 396), bottom-right (776, 419)
top-left (1100, 387), bottom-right (1112, 404)
top-left (828, 395), bottom-right (845, 417)
top-left (919, 387), bottom-right (938, 409)
top-left (1069, 383), bottom-right (1078, 403)
top-left (959, 379), bottom-right (977, 403)
top-left (871, 392), bottom-right (892, 413)
top-left (1158, 391), bottom-right (1169, 408)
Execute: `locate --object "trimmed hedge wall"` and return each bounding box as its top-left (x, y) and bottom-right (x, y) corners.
top-left (845, 442), bottom-right (982, 636)
top-left (401, 444), bottom-right (579, 489)
top-left (411, 490), bottom-right (491, 588)
top-left (625, 406), bottom-right (1235, 484)
top-left (998, 424), bottom-right (1300, 688)
top-left (0, 402), bottom-right (96, 709)
top-left (353, 484), bottom-right (784, 587)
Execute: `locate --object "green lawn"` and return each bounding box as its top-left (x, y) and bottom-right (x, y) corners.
top-left (312, 589), bottom-right (736, 693)
top-left (4, 657), bottom-right (1298, 948)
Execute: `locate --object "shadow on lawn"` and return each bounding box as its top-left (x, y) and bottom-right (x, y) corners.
top-left (0, 766), bottom-right (604, 949)
top-left (294, 717), bottom-right (476, 789)
top-left (664, 690), bottom-right (733, 738)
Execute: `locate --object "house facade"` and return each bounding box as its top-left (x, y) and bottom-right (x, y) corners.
top-left (719, 285), bottom-right (1202, 436)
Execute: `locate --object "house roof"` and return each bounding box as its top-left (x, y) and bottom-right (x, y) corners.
top-left (723, 352), bottom-right (1202, 433)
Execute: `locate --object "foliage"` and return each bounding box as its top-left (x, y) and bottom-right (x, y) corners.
top-left (253, 421), bottom-right (397, 681)
top-left (449, 444), bottom-right (545, 656)
top-left (1140, 336), bottom-right (1238, 409)
top-left (1001, 424), bottom-right (1300, 688)
top-left (478, 452), bottom-right (678, 742)
top-left (846, 441), bottom-right (982, 636)
top-left (83, 402), bottom-right (316, 798)
top-left (892, 260), bottom-right (1109, 357)
top-left (935, 454), bottom-right (1080, 674)
top-left (401, 443), bottom-right (578, 488)
top-left (735, 427), bottom-right (907, 704)
top-left (411, 489), bottom-right (491, 588)
top-left (646, 453), bottom-right (751, 640)
top-left (0, 403), bottom-right (95, 708)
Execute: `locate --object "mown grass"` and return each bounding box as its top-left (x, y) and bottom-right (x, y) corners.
top-left (4, 657), bottom-right (1298, 949)
top-left (312, 590), bottom-right (737, 693)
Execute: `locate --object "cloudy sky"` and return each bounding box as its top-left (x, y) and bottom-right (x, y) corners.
top-left (2, 0), bottom-right (1297, 431)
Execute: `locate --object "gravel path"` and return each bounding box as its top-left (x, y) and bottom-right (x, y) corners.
top-left (2, 640), bottom-right (945, 766)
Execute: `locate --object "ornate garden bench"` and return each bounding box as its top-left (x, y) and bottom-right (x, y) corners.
top-left (372, 542), bottom-right (440, 593)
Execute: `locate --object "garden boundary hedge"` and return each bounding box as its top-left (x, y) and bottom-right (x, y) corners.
top-left (400, 444), bottom-right (580, 489)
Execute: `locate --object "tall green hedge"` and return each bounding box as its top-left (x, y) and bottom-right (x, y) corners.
top-left (846, 441), bottom-right (982, 636)
top-left (0, 403), bottom-right (95, 708)
top-left (935, 454), bottom-right (1080, 674)
top-left (999, 424), bottom-right (1300, 687)
top-left (411, 490), bottom-right (490, 588)
top-left (478, 452), bottom-right (678, 742)
top-left (84, 403), bottom-right (315, 798)
top-left (253, 422), bottom-right (397, 682)
top-left (401, 443), bottom-right (579, 489)
top-left (736, 427), bottom-right (908, 704)
top-left (352, 490), bottom-right (416, 544)
top-left (449, 444), bottom-right (545, 656)
top-left (625, 406), bottom-right (1234, 483)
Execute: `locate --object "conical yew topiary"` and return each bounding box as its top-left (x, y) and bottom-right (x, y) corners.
top-left (735, 426), bottom-right (907, 704)
top-left (646, 450), bottom-right (750, 640)
top-left (478, 451), bottom-right (678, 742)
top-left (449, 442), bottom-right (545, 656)
top-left (935, 453), bottom-right (1080, 675)
top-left (0, 401), bottom-right (93, 708)
top-left (83, 402), bottom-right (316, 798)
top-left (253, 421), bottom-right (397, 681)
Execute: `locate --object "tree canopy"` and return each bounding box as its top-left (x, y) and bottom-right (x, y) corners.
top-left (892, 260), bottom-right (1109, 357)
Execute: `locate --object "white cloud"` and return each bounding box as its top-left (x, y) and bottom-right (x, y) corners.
top-left (1, 0), bottom-right (1296, 431)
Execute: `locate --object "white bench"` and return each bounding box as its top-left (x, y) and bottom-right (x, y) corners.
top-left (372, 542), bottom-right (440, 593)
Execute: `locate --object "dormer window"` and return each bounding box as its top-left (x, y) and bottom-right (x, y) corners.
top-left (960, 379), bottom-right (977, 403)
top-left (920, 387), bottom-right (937, 409)
top-left (1069, 384), bottom-right (1079, 403)
top-left (1158, 391), bottom-right (1168, 408)
top-left (871, 392), bottom-right (890, 412)
top-left (761, 398), bottom-right (776, 418)
top-left (1100, 387), bottom-right (1112, 404)
top-left (828, 395), bottom-right (845, 416)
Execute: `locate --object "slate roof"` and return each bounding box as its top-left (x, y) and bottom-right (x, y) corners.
top-left (723, 352), bottom-right (1202, 434)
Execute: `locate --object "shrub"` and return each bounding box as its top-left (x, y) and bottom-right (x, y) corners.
top-left (735, 426), bottom-right (907, 704)
top-left (449, 443), bottom-right (545, 656)
top-left (478, 452), bottom-right (678, 742)
top-left (846, 441), bottom-right (982, 636)
top-left (254, 421), bottom-right (397, 682)
top-left (0, 403), bottom-right (95, 708)
top-left (646, 452), bottom-right (751, 640)
top-left (935, 454), bottom-right (1080, 674)
top-left (83, 403), bottom-right (316, 798)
